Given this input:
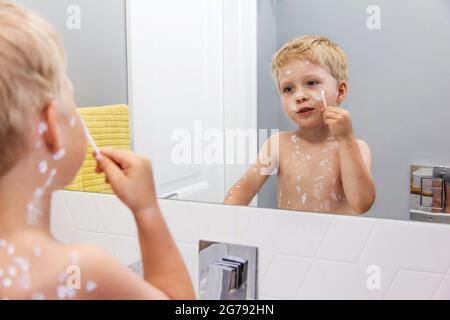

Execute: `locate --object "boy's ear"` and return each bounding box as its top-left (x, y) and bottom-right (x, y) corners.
top-left (336, 81), bottom-right (348, 106)
top-left (43, 101), bottom-right (62, 153)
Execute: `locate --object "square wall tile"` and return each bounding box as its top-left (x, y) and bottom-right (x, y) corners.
top-left (316, 216), bottom-right (375, 263)
top-left (384, 270), bottom-right (442, 300)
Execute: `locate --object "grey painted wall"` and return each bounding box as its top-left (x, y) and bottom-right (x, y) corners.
top-left (14, 0), bottom-right (128, 107)
top-left (259, 0), bottom-right (450, 221)
top-left (257, 0), bottom-right (279, 209)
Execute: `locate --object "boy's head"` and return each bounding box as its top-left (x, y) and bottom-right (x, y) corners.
top-left (0, 1), bottom-right (87, 185)
top-left (272, 35), bottom-right (349, 128)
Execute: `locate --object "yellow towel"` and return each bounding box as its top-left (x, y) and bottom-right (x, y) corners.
top-left (65, 104), bottom-right (131, 194)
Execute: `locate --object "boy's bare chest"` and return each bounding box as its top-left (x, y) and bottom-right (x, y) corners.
top-left (278, 136), bottom-right (342, 194)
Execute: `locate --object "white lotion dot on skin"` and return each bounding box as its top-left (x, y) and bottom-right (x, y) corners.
top-left (301, 193), bottom-right (308, 204)
top-left (44, 169), bottom-right (57, 188)
top-left (69, 117), bottom-right (77, 128)
top-left (18, 273), bottom-right (31, 290)
top-left (7, 266), bottom-right (17, 278)
top-left (7, 244), bottom-right (15, 256)
top-left (37, 122), bottom-right (48, 135)
top-left (2, 277), bottom-right (13, 288)
top-left (38, 160), bottom-right (48, 174)
top-left (33, 245), bottom-right (42, 257)
top-left (53, 148), bottom-right (66, 161)
top-left (13, 257), bottom-right (29, 272)
top-left (86, 280), bottom-right (98, 293)
top-left (56, 285), bottom-right (76, 300)
top-left (33, 188), bottom-right (45, 200)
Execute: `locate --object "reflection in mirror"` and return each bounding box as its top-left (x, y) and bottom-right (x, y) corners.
top-left (130, 0), bottom-right (450, 223)
top-left (223, 38), bottom-right (376, 216)
top-left (21, 0), bottom-right (450, 223)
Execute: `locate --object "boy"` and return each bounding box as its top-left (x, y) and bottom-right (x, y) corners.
top-left (0, 1), bottom-right (194, 299)
top-left (224, 36), bottom-right (376, 215)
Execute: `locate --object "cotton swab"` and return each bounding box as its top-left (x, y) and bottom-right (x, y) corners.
top-left (82, 120), bottom-right (101, 157)
top-left (321, 89), bottom-right (328, 108)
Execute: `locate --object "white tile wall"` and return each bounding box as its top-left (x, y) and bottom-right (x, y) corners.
top-left (50, 191), bottom-right (450, 300)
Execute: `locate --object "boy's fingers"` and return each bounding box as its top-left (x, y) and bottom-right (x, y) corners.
top-left (323, 107), bottom-right (342, 114)
top-left (97, 156), bottom-right (125, 186)
top-left (323, 112), bottom-right (339, 120)
top-left (100, 148), bottom-right (137, 168)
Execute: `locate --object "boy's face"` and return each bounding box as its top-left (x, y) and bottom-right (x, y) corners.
top-left (51, 75), bottom-right (88, 187)
top-left (278, 59), bottom-right (343, 128)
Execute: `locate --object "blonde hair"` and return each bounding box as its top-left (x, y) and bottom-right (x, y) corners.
top-left (272, 35), bottom-right (348, 92)
top-left (0, 1), bottom-right (66, 177)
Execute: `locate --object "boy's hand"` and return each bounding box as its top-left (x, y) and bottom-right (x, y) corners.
top-left (95, 148), bottom-right (158, 215)
top-left (322, 106), bottom-right (354, 140)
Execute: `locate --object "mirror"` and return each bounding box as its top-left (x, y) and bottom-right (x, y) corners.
top-left (20, 0), bottom-right (450, 223)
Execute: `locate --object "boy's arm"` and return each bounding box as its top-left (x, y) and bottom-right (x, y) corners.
top-left (323, 107), bottom-right (376, 214)
top-left (337, 137), bottom-right (376, 214)
top-left (224, 134), bottom-right (280, 206)
top-left (96, 148), bottom-right (195, 299)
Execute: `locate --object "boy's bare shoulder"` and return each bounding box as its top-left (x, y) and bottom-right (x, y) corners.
top-left (355, 138), bottom-right (372, 166)
top-left (270, 130), bottom-right (297, 143)
top-left (35, 242), bottom-right (167, 300)
top-left (356, 138), bottom-right (370, 149)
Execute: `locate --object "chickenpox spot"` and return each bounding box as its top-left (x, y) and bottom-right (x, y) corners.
top-left (7, 266), bottom-right (17, 278)
top-left (13, 257), bottom-right (29, 272)
top-left (86, 280), bottom-right (98, 293)
top-left (53, 148), bottom-right (66, 161)
top-left (18, 273), bottom-right (31, 290)
top-left (38, 161), bottom-right (48, 174)
top-left (57, 285), bottom-right (77, 300)
top-left (330, 190), bottom-right (338, 202)
top-left (69, 117), bottom-right (77, 128)
top-left (38, 122), bottom-right (48, 135)
top-left (7, 244), bottom-right (15, 256)
top-left (2, 277), bottom-right (13, 288)
top-left (290, 135), bottom-right (300, 144)
top-left (33, 245), bottom-right (42, 257)
top-left (301, 193), bottom-right (308, 204)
